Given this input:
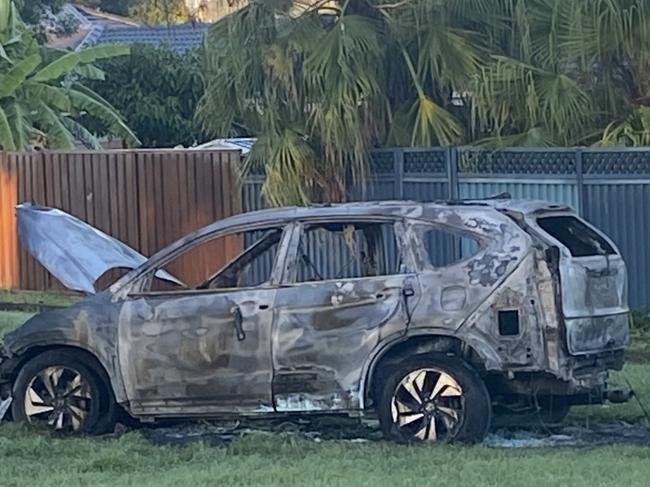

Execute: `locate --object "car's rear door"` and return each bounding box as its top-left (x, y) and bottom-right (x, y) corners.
top-left (530, 213), bottom-right (629, 355)
top-left (270, 218), bottom-right (419, 412)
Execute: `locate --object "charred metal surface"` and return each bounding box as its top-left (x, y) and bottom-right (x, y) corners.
top-left (0, 199), bottom-right (631, 423)
top-left (272, 275), bottom-right (410, 411)
top-left (17, 203), bottom-right (181, 294)
top-left (118, 288), bottom-right (276, 415)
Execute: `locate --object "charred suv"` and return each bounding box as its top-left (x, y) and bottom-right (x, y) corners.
top-left (0, 200), bottom-right (630, 442)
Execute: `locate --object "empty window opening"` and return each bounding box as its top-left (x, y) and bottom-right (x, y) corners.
top-left (148, 226), bottom-right (284, 292)
top-left (416, 225), bottom-right (482, 269)
top-left (296, 222), bottom-right (402, 283)
top-left (537, 216), bottom-right (615, 257)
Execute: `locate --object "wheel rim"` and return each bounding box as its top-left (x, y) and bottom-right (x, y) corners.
top-left (390, 368), bottom-right (464, 442)
top-left (24, 366), bottom-right (92, 433)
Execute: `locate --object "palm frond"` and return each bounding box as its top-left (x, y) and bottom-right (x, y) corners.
top-left (409, 95), bottom-right (463, 147)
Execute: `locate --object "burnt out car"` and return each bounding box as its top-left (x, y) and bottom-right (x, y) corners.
top-left (0, 200), bottom-right (630, 442)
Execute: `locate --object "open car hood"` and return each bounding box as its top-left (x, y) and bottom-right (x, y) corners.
top-left (17, 203), bottom-right (182, 294)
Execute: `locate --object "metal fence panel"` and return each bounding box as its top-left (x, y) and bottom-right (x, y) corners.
top-left (583, 182), bottom-right (650, 310)
top-left (242, 146), bottom-right (650, 310)
top-left (458, 180), bottom-right (578, 207)
top-left (581, 149), bottom-right (650, 310)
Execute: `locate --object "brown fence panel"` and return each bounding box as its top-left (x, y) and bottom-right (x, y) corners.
top-left (0, 153), bottom-right (19, 289)
top-left (1, 149), bottom-right (241, 291)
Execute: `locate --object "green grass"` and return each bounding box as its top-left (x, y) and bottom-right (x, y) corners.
top-left (0, 289), bottom-right (79, 308)
top-left (1, 423), bottom-right (650, 487)
top-left (2, 309), bottom-right (650, 486)
top-left (0, 311), bottom-right (33, 336)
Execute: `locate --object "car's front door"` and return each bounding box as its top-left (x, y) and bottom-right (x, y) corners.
top-left (117, 224), bottom-right (292, 416)
top-left (271, 219), bottom-right (419, 412)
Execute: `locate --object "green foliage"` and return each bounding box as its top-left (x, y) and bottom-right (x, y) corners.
top-left (77, 0), bottom-right (191, 23)
top-left (198, 0), bottom-right (650, 206)
top-left (0, 0), bottom-right (139, 150)
top-left (54, 13), bottom-right (81, 37)
top-left (632, 310), bottom-right (650, 333)
top-left (95, 0), bottom-right (129, 16)
top-left (129, 0), bottom-right (190, 24)
top-left (14, 0), bottom-right (65, 24)
top-left (86, 44), bottom-right (205, 148)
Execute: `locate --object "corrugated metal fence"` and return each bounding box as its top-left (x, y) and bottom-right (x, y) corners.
top-left (0, 149), bottom-right (241, 291)
top-left (244, 147), bottom-right (650, 310)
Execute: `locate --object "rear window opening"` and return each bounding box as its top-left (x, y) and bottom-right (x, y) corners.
top-left (537, 216), bottom-right (615, 257)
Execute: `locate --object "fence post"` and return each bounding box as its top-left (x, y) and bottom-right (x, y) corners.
top-left (575, 148), bottom-right (585, 216)
top-left (394, 149), bottom-right (404, 200)
top-left (447, 147), bottom-right (459, 200)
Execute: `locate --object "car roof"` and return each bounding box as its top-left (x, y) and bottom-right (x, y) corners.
top-left (226, 198), bottom-right (574, 226)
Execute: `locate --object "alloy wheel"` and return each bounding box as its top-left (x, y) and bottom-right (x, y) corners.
top-left (390, 367), bottom-right (464, 442)
top-left (24, 366), bottom-right (92, 433)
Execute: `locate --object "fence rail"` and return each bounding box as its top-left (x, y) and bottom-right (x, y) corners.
top-left (0, 149), bottom-right (241, 291)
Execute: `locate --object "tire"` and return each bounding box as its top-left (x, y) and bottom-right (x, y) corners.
top-left (11, 349), bottom-right (116, 435)
top-left (376, 353), bottom-right (491, 443)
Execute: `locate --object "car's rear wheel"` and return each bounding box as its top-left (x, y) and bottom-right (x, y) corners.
top-left (11, 349), bottom-right (115, 435)
top-left (376, 353), bottom-right (491, 443)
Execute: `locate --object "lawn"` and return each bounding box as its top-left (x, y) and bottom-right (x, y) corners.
top-left (1, 301), bottom-right (650, 487)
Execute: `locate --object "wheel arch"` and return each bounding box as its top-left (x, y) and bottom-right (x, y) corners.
top-left (8, 343), bottom-right (124, 405)
top-left (362, 331), bottom-right (500, 410)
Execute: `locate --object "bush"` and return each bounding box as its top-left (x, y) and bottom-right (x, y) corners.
top-left (54, 13), bottom-right (81, 37)
top-left (85, 44), bottom-right (206, 148)
top-left (631, 311), bottom-right (650, 334)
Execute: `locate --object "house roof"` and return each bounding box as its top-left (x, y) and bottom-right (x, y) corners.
top-left (73, 4), bottom-right (141, 27)
top-left (76, 22), bottom-right (210, 53)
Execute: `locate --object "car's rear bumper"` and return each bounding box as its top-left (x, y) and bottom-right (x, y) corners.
top-left (566, 312), bottom-right (630, 356)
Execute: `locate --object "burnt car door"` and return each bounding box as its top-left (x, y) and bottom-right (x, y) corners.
top-left (116, 224), bottom-right (293, 416)
top-left (270, 218), bottom-right (419, 412)
top-left (531, 214), bottom-right (629, 355)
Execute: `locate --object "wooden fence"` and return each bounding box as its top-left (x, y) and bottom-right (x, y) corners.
top-left (0, 149), bottom-right (241, 291)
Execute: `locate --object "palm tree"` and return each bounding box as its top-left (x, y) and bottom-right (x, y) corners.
top-left (197, 0), bottom-right (650, 205)
top-left (470, 0), bottom-right (650, 146)
top-left (0, 0), bottom-right (139, 150)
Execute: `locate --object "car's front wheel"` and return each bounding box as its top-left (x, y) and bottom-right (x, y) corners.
top-left (376, 353), bottom-right (491, 443)
top-left (11, 349), bottom-right (115, 434)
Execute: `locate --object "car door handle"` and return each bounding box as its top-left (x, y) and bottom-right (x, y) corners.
top-left (232, 305), bottom-right (246, 341)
